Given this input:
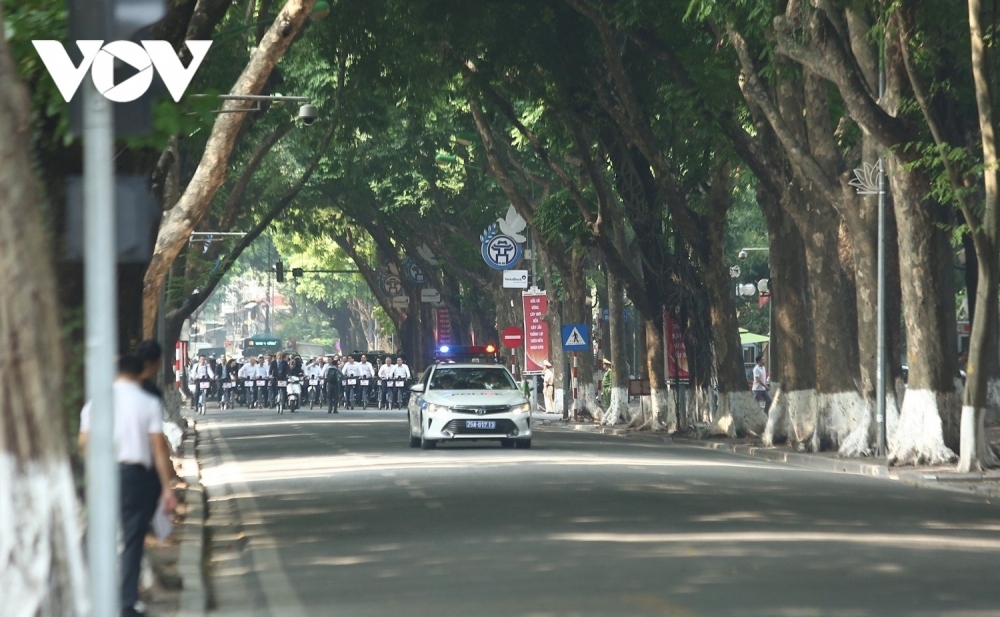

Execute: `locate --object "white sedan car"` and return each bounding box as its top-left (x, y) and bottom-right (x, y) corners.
top-left (407, 363), bottom-right (532, 449)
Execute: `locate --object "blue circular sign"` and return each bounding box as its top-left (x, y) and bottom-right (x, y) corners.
top-left (402, 257), bottom-right (428, 285)
top-left (481, 233), bottom-right (523, 270)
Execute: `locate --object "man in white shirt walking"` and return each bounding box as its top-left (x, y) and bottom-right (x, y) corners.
top-left (752, 354), bottom-right (771, 415)
top-left (79, 355), bottom-right (177, 617)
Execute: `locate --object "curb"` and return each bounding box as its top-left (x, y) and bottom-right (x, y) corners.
top-left (544, 421), bottom-right (1000, 499)
top-left (177, 418), bottom-right (208, 617)
top-left (671, 438), bottom-right (892, 478)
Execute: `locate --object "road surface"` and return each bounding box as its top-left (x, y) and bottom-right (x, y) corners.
top-left (195, 407), bottom-right (1000, 616)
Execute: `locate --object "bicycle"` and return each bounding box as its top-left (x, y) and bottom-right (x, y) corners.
top-left (196, 379), bottom-right (211, 415)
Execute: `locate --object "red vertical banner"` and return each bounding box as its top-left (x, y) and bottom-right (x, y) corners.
top-left (522, 290), bottom-right (549, 374)
top-left (663, 310), bottom-right (689, 381)
top-left (435, 307), bottom-right (452, 346)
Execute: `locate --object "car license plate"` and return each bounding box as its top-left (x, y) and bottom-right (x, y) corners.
top-left (309, 379), bottom-right (318, 386)
top-left (466, 420), bottom-right (495, 430)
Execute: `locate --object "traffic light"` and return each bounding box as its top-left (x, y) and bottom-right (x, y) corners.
top-left (275, 261), bottom-right (285, 283)
top-left (292, 267), bottom-right (304, 278)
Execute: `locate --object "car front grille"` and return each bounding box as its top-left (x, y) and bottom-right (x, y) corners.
top-left (443, 419), bottom-right (517, 435)
top-left (450, 405), bottom-right (511, 415)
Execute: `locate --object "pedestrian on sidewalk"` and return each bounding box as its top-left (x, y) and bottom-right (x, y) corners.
top-left (542, 360), bottom-right (555, 414)
top-left (79, 354), bottom-right (178, 617)
top-left (752, 354), bottom-right (771, 415)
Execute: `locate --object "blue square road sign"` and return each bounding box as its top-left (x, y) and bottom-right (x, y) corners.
top-left (562, 324), bottom-right (590, 351)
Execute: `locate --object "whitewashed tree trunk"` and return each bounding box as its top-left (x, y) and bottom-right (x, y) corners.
top-left (0, 16), bottom-right (88, 612)
top-left (602, 267), bottom-right (630, 425)
top-left (712, 391), bottom-right (767, 437)
top-left (603, 386), bottom-right (630, 425)
top-left (958, 0), bottom-right (1000, 472)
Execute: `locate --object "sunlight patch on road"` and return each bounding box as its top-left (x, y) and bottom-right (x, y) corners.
top-left (548, 531), bottom-right (1000, 551)
top-left (200, 452), bottom-right (797, 486)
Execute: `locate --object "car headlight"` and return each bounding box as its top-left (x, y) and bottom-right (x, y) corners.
top-left (509, 402), bottom-right (530, 414)
top-left (426, 403), bottom-right (451, 414)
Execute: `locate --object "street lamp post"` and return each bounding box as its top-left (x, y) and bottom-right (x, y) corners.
top-left (738, 247), bottom-right (772, 371)
top-left (850, 160), bottom-right (887, 458)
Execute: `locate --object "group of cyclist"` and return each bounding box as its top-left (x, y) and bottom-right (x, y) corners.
top-left (188, 351), bottom-right (412, 414)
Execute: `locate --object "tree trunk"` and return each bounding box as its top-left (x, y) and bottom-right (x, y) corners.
top-left (959, 0), bottom-right (1000, 471)
top-left (142, 0), bottom-right (317, 337)
top-left (602, 266), bottom-right (631, 425)
top-left (0, 18), bottom-right (87, 611)
top-left (887, 166), bottom-right (961, 465)
top-left (699, 174), bottom-right (766, 437)
top-left (636, 314), bottom-right (673, 430)
top-left (758, 188), bottom-right (819, 448)
top-left (562, 254), bottom-right (599, 421)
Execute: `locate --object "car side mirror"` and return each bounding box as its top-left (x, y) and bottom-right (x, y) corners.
top-left (410, 383), bottom-right (425, 393)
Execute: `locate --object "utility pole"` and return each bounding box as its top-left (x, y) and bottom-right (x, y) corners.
top-left (266, 240), bottom-right (272, 333)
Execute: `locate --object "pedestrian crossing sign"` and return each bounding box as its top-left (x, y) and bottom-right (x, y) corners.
top-left (562, 324), bottom-right (590, 351)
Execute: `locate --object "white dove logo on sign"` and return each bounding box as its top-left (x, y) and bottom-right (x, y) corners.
top-left (417, 243), bottom-right (440, 266)
top-left (497, 205), bottom-right (527, 243)
top-left (480, 205), bottom-right (527, 271)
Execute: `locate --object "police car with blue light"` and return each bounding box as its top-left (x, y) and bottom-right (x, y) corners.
top-left (407, 345), bottom-right (532, 450)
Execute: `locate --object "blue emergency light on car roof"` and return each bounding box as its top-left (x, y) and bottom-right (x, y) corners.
top-left (436, 344), bottom-right (498, 356)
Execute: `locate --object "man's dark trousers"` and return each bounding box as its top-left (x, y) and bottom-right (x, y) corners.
top-left (120, 464), bottom-right (160, 613)
top-left (327, 382), bottom-right (341, 413)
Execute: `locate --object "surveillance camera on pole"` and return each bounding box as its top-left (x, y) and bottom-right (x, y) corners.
top-left (298, 104), bottom-right (318, 125)
top-left (738, 250), bottom-right (748, 260)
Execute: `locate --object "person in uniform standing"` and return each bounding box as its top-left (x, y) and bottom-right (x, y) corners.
top-left (79, 355), bottom-right (178, 617)
top-left (542, 360), bottom-right (555, 415)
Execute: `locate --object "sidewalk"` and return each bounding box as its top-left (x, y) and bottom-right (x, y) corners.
top-left (140, 416), bottom-right (208, 617)
top-left (544, 413), bottom-right (1000, 500)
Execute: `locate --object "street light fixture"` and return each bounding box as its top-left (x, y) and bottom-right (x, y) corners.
top-left (189, 93), bottom-right (317, 122)
top-left (735, 246), bottom-right (772, 372)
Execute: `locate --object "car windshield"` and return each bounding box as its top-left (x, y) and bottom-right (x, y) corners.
top-left (429, 367), bottom-right (517, 391)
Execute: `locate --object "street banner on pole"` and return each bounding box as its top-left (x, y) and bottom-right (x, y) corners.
top-left (435, 306), bottom-right (452, 345)
top-left (522, 288), bottom-right (548, 374)
top-left (663, 311), bottom-right (689, 380)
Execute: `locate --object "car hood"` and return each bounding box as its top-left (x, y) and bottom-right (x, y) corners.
top-left (423, 390), bottom-right (526, 407)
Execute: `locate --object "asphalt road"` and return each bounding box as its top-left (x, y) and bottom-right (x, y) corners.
top-left (195, 406), bottom-right (1000, 617)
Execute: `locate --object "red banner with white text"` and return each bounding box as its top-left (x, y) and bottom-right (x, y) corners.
top-left (435, 307), bottom-right (452, 346)
top-left (663, 311), bottom-right (689, 381)
top-left (522, 291), bottom-right (549, 375)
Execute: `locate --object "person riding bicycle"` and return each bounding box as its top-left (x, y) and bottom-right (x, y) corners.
top-left (191, 355), bottom-right (215, 413)
top-left (342, 356), bottom-right (360, 409)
